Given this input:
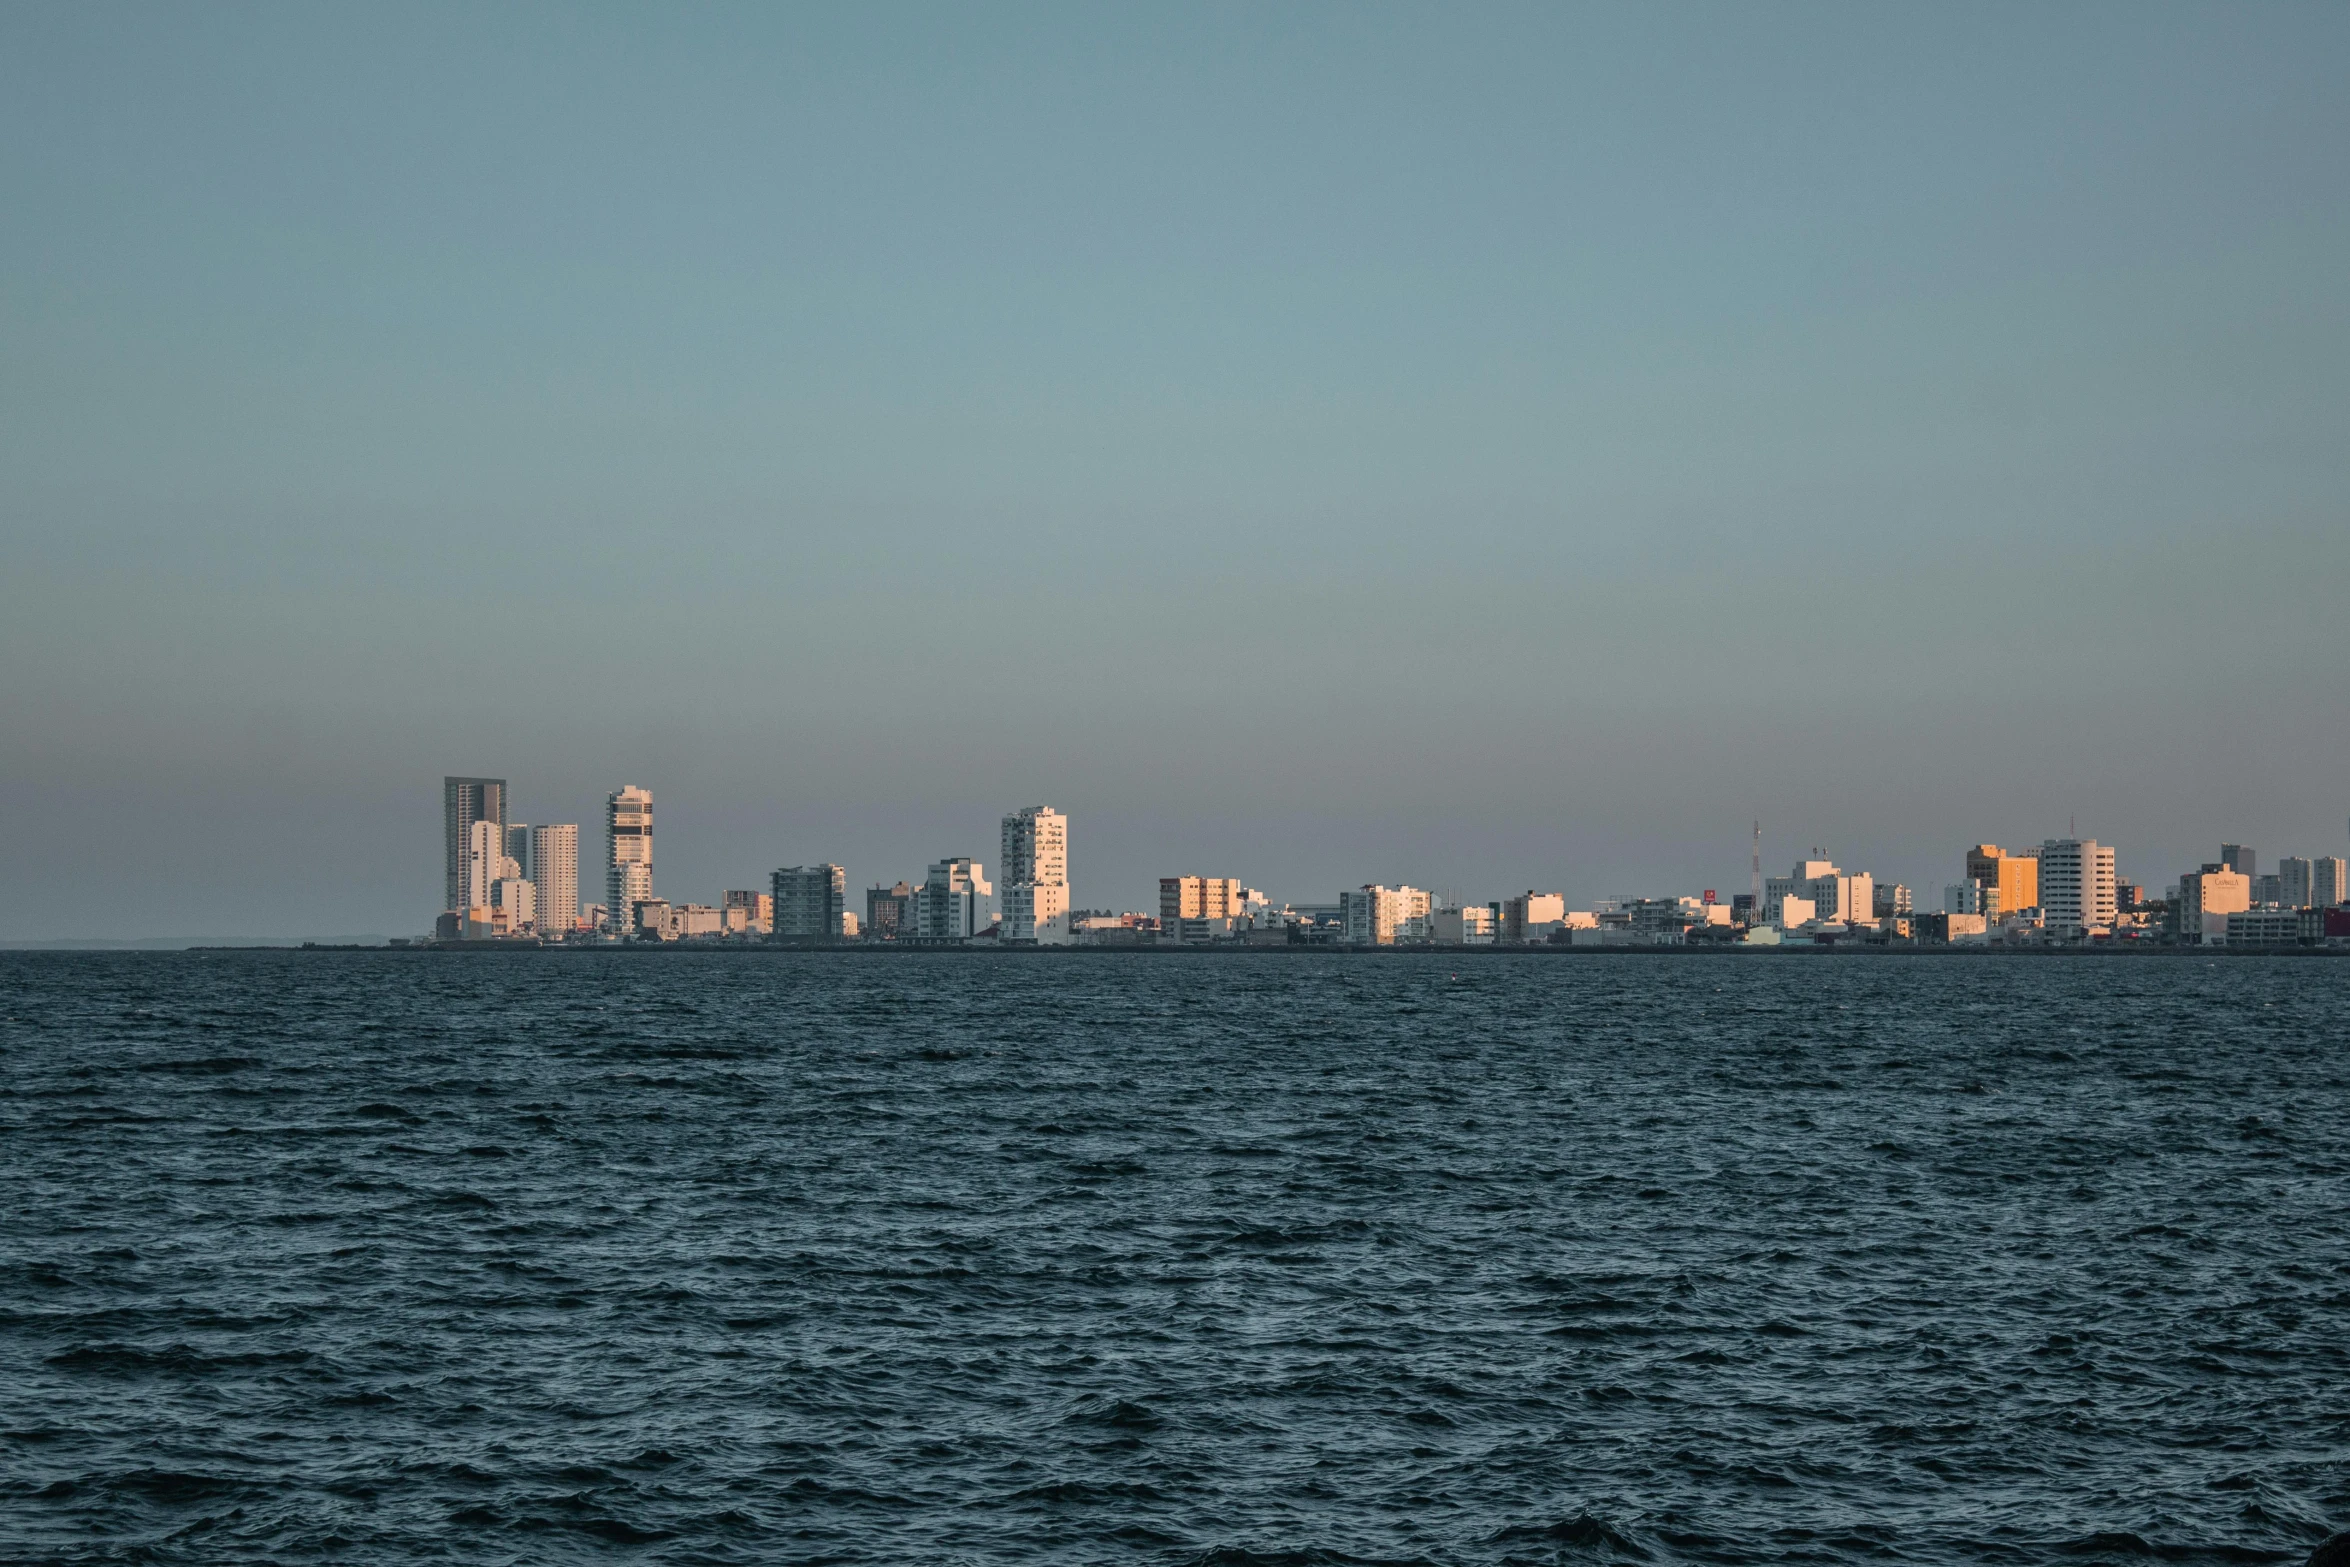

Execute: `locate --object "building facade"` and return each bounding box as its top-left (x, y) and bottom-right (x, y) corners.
top-left (1160, 877), bottom-right (1243, 928)
top-left (772, 864), bottom-right (849, 939)
top-left (866, 882), bottom-right (914, 940)
top-left (2038, 837), bottom-right (2118, 935)
top-left (443, 776), bottom-right (507, 913)
top-left (1001, 806), bottom-right (1072, 945)
top-left (912, 858), bottom-right (992, 940)
top-left (2177, 867), bottom-right (2251, 943)
top-left (2314, 858), bottom-right (2349, 908)
top-left (531, 823), bottom-right (579, 935)
top-left (1341, 885), bottom-right (1432, 945)
top-left (606, 786), bottom-right (653, 938)
top-left (1964, 845), bottom-right (2039, 919)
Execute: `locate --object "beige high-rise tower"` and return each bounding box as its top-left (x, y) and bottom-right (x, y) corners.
top-left (1000, 806), bottom-right (1070, 945)
top-left (532, 823), bottom-right (580, 935)
top-left (606, 787), bottom-right (652, 938)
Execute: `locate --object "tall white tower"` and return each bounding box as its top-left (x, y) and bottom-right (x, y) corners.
top-left (1000, 806), bottom-right (1071, 945)
top-left (606, 786), bottom-right (652, 939)
top-left (532, 823), bottom-right (580, 936)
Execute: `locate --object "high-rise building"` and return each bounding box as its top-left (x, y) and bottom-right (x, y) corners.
top-left (2178, 867), bottom-right (2251, 943)
top-left (1001, 806), bottom-right (1071, 945)
top-left (2038, 838), bottom-right (2118, 935)
top-left (505, 824), bottom-right (533, 881)
top-left (772, 865), bottom-right (849, 939)
top-left (531, 824), bottom-right (579, 935)
top-left (464, 819), bottom-right (506, 911)
top-left (1964, 845), bottom-right (2039, 916)
top-left (911, 859), bottom-right (991, 940)
top-left (2313, 858), bottom-right (2349, 908)
top-left (2220, 844), bottom-right (2256, 879)
top-left (444, 776), bottom-right (507, 912)
top-left (2276, 857), bottom-right (2314, 908)
top-left (1342, 885), bottom-right (1432, 945)
top-left (606, 786), bottom-right (653, 939)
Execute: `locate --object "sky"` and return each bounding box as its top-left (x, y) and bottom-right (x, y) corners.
top-left (3, 2), bottom-right (2347, 938)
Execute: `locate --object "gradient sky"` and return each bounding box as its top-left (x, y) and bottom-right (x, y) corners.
top-left (4, 3), bottom-right (2347, 938)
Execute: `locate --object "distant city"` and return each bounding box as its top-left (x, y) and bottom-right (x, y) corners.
top-left (434, 776), bottom-right (2350, 951)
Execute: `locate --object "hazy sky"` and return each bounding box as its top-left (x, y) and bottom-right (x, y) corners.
top-left (4, 3), bottom-right (2347, 938)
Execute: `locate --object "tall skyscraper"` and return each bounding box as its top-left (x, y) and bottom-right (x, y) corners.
top-left (1000, 806), bottom-right (1071, 944)
top-left (443, 776), bottom-right (506, 912)
top-left (2312, 858), bottom-right (2349, 908)
top-left (2038, 837), bottom-right (2118, 935)
top-left (606, 786), bottom-right (652, 939)
top-left (2220, 843), bottom-right (2256, 878)
top-left (531, 823), bottom-right (579, 935)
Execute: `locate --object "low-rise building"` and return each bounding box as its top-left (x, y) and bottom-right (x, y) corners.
top-left (2219, 908), bottom-right (2305, 947)
top-left (1431, 905), bottom-right (1496, 944)
top-left (724, 890), bottom-right (774, 934)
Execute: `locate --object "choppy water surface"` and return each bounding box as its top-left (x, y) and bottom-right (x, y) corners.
top-left (3, 950), bottom-right (2347, 1565)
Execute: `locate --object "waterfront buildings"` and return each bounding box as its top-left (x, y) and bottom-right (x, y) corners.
top-left (1431, 904), bottom-right (1496, 944)
top-left (772, 864), bottom-right (849, 939)
top-left (1964, 845), bottom-right (2039, 920)
top-left (911, 858), bottom-right (992, 940)
top-left (2177, 866), bottom-right (2252, 943)
top-left (866, 882), bottom-right (913, 940)
top-left (722, 890), bottom-right (773, 935)
top-left (531, 823), bottom-right (579, 934)
top-left (2038, 837), bottom-right (2118, 936)
top-left (1765, 859), bottom-right (1874, 927)
top-left (1341, 885), bottom-right (1432, 945)
top-left (443, 776), bottom-right (507, 913)
top-left (606, 786), bottom-right (653, 938)
top-left (1001, 807), bottom-right (1072, 945)
top-left (1499, 892), bottom-right (1566, 943)
top-left (2316, 858), bottom-right (2350, 908)
top-left (1160, 875), bottom-right (1245, 943)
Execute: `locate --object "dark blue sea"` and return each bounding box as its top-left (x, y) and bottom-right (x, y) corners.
top-left (4, 950), bottom-right (2347, 1565)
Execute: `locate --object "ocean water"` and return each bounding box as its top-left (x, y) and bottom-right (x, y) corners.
top-left (3, 949), bottom-right (2347, 1566)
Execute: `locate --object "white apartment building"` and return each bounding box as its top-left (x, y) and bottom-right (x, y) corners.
top-left (1431, 905), bottom-right (1496, 944)
top-left (1943, 882), bottom-right (1997, 917)
top-left (464, 819), bottom-right (516, 912)
top-left (1001, 806), bottom-right (1072, 945)
top-left (2314, 858), bottom-right (2350, 908)
top-left (1342, 885), bottom-right (1432, 945)
top-left (912, 858), bottom-right (993, 940)
top-left (2038, 837), bottom-right (2118, 935)
top-left (1766, 860), bottom-right (1874, 926)
top-left (606, 786), bottom-right (652, 937)
top-left (531, 824), bottom-right (579, 935)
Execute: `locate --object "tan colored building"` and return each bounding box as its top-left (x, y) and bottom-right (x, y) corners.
top-left (1160, 876), bottom-right (1244, 926)
top-left (2178, 868), bottom-right (2251, 943)
top-left (1965, 844), bottom-right (2039, 915)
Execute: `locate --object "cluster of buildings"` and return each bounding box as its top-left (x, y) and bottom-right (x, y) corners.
top-left (433, 777), bottom-right (2350, 951)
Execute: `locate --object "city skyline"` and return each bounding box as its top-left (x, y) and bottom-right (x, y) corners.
top-left (5, 6), bottom-right (2347, 941)
top-left (426, 772), bottom-right (2348, 950)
